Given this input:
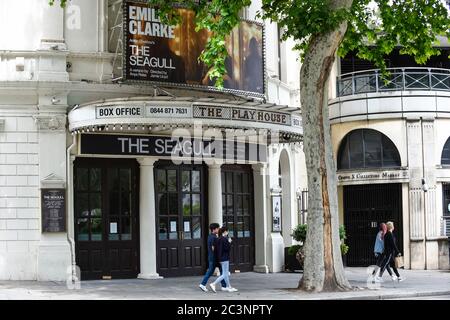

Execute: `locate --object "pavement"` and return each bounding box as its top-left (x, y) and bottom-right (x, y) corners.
top-left (0, 268), bottom-right (449, 300)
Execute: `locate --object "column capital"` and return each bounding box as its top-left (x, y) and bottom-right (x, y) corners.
top-left (252, 163), bottom-right (268, 174)
top-left (33, 115), bottom-right (67, 132)
top-left (207, 160), bottom-right (223, 170)
top-left (137, 158), bottom-right (158, 167)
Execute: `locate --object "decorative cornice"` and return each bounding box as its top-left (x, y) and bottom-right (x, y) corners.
top-left (41, 173), bottom-right (66, 188)
top-left (33, 115), bottom-right (67, 131)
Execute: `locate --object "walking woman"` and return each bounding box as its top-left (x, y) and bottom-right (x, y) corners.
top-left (378, 221), bottom-right (405, 282)
top-left (371, 222), bottom-right (387, 278)
top-left (209, 227), bottom-right (238, 293)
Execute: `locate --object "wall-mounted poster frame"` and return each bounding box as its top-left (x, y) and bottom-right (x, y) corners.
top-left (272, 194), bottom-right (282, 232)
top-left (122, 0), bottom-right (266, 98)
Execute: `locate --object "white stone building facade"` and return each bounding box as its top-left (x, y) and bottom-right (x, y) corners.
top-left (329, 54), bottom-right (450, 270)
top-left (0, 0), bottom-right (306, 280)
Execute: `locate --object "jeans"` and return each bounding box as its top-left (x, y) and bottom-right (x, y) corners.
top-left (201, 258), bottom-right (226, 287)
top-left (372, 252), bottom-right (385, 276)
top-left (213, 261), bottom-right (231, 288)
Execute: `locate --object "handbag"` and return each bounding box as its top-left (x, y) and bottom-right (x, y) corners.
top-left (394, 255), bottom-right (404, 269)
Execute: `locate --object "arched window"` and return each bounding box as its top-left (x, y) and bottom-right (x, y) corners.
top-left (441, 137), bottom-right (450, 165)
top-left (337, 129), bottom-right (401, 170)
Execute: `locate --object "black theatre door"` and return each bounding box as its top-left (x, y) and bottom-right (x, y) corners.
top-left (221, 165), bottom-right (255, 272)
top-left (155, 162), bottom-right (206, 277)
top-left (344, 183), bottom-right (403, 267)
top-left (74, 158), bottom-right (140, 280)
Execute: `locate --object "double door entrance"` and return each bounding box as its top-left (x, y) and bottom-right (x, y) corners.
top-left (344, 183), bottom-right (403, 267)
top-left (74, 158), bottom-right (139, 280)
top-left (221, 165), bottom-right (255, 272)
top-left (155, 163), bottom-right (255, 277)
top-left (74, 159), bottom-right (255, 279)
top-left (155, 163), bottom-right (206, 277)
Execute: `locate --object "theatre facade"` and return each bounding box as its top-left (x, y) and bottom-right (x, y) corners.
top-left (0, 0), bottom-right (306, 281)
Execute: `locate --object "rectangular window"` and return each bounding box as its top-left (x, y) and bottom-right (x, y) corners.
top-left (277, 26), bottom-right (288, 84)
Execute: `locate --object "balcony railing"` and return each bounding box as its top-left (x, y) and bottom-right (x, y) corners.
top-left (337, 67), bottom-right (450, 97)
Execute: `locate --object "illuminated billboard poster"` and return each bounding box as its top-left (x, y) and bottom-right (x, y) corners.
top-left (124, 1), bottom-right (265, 95)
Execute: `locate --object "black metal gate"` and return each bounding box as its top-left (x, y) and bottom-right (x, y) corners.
top-left (344, 183), bottom-right (403, 267)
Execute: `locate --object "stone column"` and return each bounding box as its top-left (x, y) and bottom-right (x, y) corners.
top-left (252, 163), bottom-right (270, 273)
top-left (422, 120), bottom-right (439, 269)
top-left (137, 158), bottom-right (162, 279)
top-left (36, 113), bottom-right (71, 281)
top-left (37, 2), bottom-right (69, 82)
top-left (208, 162), bottom-right (223, 226)
top-left (41, 1), bottom-right (66, 49)
top-left (407, 120), bottom-right (425, 269)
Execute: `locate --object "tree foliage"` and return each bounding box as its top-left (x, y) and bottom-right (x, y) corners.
top-left (261, 0), bottom-right (450, 73)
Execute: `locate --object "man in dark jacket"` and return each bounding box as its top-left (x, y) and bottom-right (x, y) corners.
top-left (209, 227), bottom-right (238, 293)
top-left (199, 223), bottom-right (226, 292)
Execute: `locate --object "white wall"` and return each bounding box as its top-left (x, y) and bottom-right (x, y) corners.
top-left (0, 107), bottom-right (40, 280)
top-left (0, 0), bottom-right (45, 50)
top-left (64, 0), bottom-right (103, 52)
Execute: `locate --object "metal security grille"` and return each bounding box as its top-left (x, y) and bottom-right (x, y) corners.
top-left (445, 218), bottom-right (450, 237)
top-left (344, 183), bottom-right (403, 267)
top-left (442, 183), bottom-right (450, 237)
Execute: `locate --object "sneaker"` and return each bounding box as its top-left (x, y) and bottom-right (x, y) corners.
top-left (391, 275), bottom-right (398, 281)
top-left (221, 287), bottom-right (228, 291)
top-left (209, 283), bottom-right (216, 293)
top-left (199, 284), bottom-right (208, 292)
top-left (397, 277), bottom-right (405, 282)
top-left (226, 287), bottom-right (238, 292)
top-left (374, 276), bottom-right (383, 283)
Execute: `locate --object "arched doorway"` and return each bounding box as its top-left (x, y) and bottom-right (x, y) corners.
top-left (338, 129), bottom-right (403, 266)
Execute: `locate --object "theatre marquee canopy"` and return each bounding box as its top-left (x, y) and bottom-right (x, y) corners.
top-left (68, 97), bottom-right (303, 139)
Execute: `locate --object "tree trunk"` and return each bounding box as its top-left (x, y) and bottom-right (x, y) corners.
top-left (299, 0), bottom-right (353, 292)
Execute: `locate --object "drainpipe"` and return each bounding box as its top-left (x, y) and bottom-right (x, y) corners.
top-left (66, 134), bottom-right (77, 283)
top-left (420, 118), bottom-right (428, 269)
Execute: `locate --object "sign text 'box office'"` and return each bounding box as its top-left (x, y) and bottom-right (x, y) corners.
top-left (94, 104), bottom-right (301, 128)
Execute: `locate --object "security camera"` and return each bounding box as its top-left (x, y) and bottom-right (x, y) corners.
top-left (422, 178), bottom-right (429, 192)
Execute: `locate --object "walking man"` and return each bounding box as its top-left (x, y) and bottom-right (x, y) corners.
top-left (199, 223), bottom-right (226, 292)
top-left (209, 227), bottom-right (238, 292)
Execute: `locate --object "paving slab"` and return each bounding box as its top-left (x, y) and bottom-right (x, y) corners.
top-left (0, 268), bottom-right (449, 300)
